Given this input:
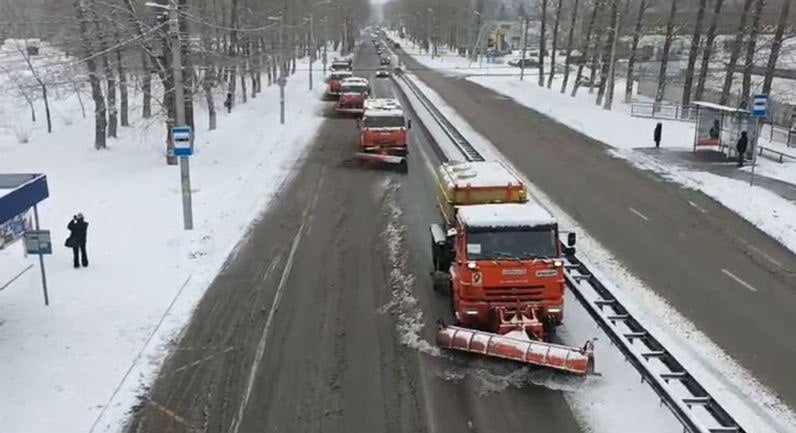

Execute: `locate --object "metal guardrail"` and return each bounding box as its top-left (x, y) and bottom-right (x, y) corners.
top-left (630, 102), bottom-right (697, 122)
top-left (400, 72), bottom-right (747, 433)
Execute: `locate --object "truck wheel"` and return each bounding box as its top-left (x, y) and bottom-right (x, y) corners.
top-left (432, 271), bottom-right (450, 294)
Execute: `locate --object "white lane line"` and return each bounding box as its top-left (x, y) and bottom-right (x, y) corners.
top-left (721, 269), bottom-right (759, 292)
top-left (228, 168), bottom-right (326, 433)
top-left (687, 200), bottom-right (708, 214)
top-left (629, 207), bottom-right (650, 222)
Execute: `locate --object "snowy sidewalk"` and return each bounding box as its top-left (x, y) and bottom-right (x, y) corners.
top-left (0, 58), bottom-right (326, 433)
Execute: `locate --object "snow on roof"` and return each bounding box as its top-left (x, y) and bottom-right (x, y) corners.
top-left (457, 202), bottom-right (556, 229)
top-left (440, 161), bottom-right (523, 190)
top-left (364, 98), bottom-right (403, 116)
top-left (330, 71), bottom-right (353, 77)
top-left (342, 77), bottom-right (369, 85)
top-left (692, 101), bottom-right (748, 114)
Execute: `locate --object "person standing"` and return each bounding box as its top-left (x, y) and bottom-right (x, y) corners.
top-left (736, 131), bottom-right (749, 167)
top-left (654, 122), bottom-right (662, 148)
top-left (67, 213), bottom-right (89, 268)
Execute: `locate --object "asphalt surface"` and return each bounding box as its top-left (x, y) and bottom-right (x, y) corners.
top-left (125, 44), bottom-right (583, 433)
top-left (397, 51), bottom-right (796, 407)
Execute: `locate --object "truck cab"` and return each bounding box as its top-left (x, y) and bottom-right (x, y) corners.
top-left (336, 77), bottom-right (370, 114)
top-left (359, 99), bottom-right (410, 157)
top-left (327, 70), bottom-right (353, 97)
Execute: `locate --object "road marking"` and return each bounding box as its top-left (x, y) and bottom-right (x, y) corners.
top-left (721, 269), bottom-right (758, 292)
top-left (229, 168), bottom-right (326, 433)
top-left (687, 200), bottom-right (708, 214)
top-left (629, 207), bottom-right (650, 222)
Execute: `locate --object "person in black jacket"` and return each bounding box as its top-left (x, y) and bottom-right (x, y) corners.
top-left (67, 213), bottom-right (89, 268)
top-left (736, 131), bottom-right (749, 167)
top-left (654, 122), bottom-right (662, 148)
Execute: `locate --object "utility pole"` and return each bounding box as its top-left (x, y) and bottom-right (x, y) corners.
top-left (520, 17), bottom-right (528, 81)
top-left (279, 16), bottom-right (286, 124)
top-left (170, 0), bottom-right (193, 230)
top-left (323, 17), bottom-right (328, 73)
top-left (309, 13), bottom-right (314, 91)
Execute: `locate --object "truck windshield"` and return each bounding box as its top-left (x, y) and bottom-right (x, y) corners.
top-left (363, 116), bottom-right (405, 128)
top-left (330, 74), bottom-right (350, 81)
top-left (341, 85), bottom-right (367, 94)
top-left (466, 229), bottom-right (557, 260)
top-left (331, 63), bottom-right (349, 71)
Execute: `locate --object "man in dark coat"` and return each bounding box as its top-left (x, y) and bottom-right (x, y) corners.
top-left (736, 131), bottom-right (749, 167)
top-left (67, 213), bottom-right (89, 268)
top-left (654, 122), bottom-right (662, 148)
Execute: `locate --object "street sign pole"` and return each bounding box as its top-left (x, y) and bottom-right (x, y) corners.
top-left (520, 17), bottom-right (528, 81)
top-left (170, 0), bottom-right (193, 230)
top-left (750, 94), bottom-right (768, 187)
top-left (32, 205), bottom-right (49, 306)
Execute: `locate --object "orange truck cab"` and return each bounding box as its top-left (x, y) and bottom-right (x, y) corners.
top-left (336, 77), bottom-right (370, 114)
top-left (359, 98), bottom-right (411, 157)
top-left (327, 71), bottom-right (353, 97)
top-left (430, 161), bottom-right (574, 341)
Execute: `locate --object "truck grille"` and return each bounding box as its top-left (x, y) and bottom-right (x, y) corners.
top-left (483, 286), bottom-right (545, 302)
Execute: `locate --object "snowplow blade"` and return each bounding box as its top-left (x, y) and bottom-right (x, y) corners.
top-left (437, 325), bottom-right (594, 375)
top-left (353, 152), bottom-right (405, 165)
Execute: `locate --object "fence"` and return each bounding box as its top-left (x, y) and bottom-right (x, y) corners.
top-left (629, 102), bottom-right (696, 122)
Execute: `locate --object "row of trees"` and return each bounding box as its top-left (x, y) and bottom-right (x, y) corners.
top-left (0, 0), bottom-right (370, 161)
top-left (385, 0), bottom-right (793, 113)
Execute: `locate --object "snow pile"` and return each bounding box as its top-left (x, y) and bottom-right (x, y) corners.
top-left (378, 180), bottom-right (440, 356)
top-left (0, 58), bottom-right (327, 432)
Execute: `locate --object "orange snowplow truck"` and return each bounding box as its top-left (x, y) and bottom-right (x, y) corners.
top-left (430, 161), bottom-right (594, 374)
top-left (326, 70), bottom-right (353, 98)
top-left (355, 98), bottom-right (411, 169)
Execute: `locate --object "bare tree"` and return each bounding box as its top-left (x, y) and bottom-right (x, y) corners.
top-left (572, 0), bottom-right (601, 97)
top-left (561, 0), bottom-right (580, 93)
top-left (695, 0), bottom-right (725, 101)
top-left (73, 0), bottom-right (107, 149)
top-left (720, 0), bottom-right (754, 105)
top-left (596, 0), bottom-right (619, 106)
top-left (539, 0), bottom-right (548, 86)
top-left (92, 8), bottom-right (117, 139)
top-left (624, 0), bottom-right (647, 103)
top-left (18, 41), bottom-right (52, 133)
top-left (115, 31), bottom-right (129, 127)
top-left (653, 0), bottom-right (678, 107)
top-left (141, 52), bottom-right (152, 119)
top-left (681, 0), bottom-right (708, 107)
top-left (739, 0), bottom-right (765, 108)
top-left (547, 0), bottom-right (563, 88)
top-left (762, 0), bottom-right (792, 95)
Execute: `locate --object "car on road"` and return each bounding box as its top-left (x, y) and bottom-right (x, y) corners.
top-left (507, 58), bottom-right (538, 68)
top-left (380, 56), bottom-right (391, 66)
top-left (376, 67), bottom-right (390, 78)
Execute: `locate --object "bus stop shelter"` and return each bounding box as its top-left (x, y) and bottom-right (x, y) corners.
top-left (692, 101), bottom-right (750, 153)
top-left (1, 173), bottom-right (50, 304)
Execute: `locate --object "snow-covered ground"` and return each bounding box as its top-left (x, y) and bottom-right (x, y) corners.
top-left (0, 47), bottom-right (327, 433)
top-left (395, 71), bottom-right (796, 433)
top-left (388, 34), bottom-right (796, 256)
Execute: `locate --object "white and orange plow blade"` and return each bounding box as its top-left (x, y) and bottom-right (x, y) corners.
top-left (353, 152), bottom-right (406, 165)
top-left (437, 326), bottom-right (594, 375)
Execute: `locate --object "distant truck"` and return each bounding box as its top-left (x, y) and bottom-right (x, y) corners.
top-left (430, 161), bottom-right (593, 374)
top-left (326, 70), bottom-right (353, 98)
top-left (335, 77), bottom-right (369, 115)
top-left (354, 98), bottom-right (411, 170)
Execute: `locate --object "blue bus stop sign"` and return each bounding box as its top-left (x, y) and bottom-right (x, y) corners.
top-left (751, 94), bottom-right (768, 118)
top-left (172, 126), bottom-right (193, 157)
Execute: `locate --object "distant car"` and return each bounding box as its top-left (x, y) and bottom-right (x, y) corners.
top-left (380, 56), bottom-right (391, 66)
top-left (393, 42), bottom-right (401, 49)
top-left (376, 67), bottom-right (390, 78)
top-left (376, 48), bottom-right (384, 55)
top-left (507, 58), bottom-right (537, 68)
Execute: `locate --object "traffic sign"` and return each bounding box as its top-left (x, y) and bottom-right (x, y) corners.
top-left (172, 126), bottom-right (193, 157)
top-left (24, 229), bottom-right (51, 255)
top-left (751, 94), bottom-right (768, 118)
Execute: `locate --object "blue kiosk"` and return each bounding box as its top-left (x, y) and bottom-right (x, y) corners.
top-left (0, 174), bottom-right (51, 305)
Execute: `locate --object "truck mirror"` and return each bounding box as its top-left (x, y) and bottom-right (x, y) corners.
top-left (567, 232), bottom-right (576, 247)
top-left (446, 227), bottom-right (457, 238)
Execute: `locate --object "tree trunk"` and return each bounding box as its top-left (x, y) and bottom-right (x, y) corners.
top-left (240, 59), bottom-right (248, 104)
top-left (73, 83), bottom-right (86, 118)
top-left (228, 0), bottom-right (239, 108)
top-left (73, 0), bottom-right (106, 149)
top-left (695, 0), bottom-right (724, 101)
top-left (602, 0), bottom-right (623, 110)
top-left (762, 0), bottom-right (791, 95)
top-left (739, 0), bottom-right (765, 108)
top-left (596, 0), bottom-right (619, 105)
top-left (547, 0), bottom-right (563, 88)
top-left (538, 0), bottom-right (548, 86)
top-left (179, 0), bottom-right (194, 129)
top-left (681, 0), bottom-right (707, 107)
top-left (116, 35), bottom-right (129, 127)
top-left (572, 0), bottom-right (601, 97)
top-left (624, 0), bottom-right (647, 103)
top-left (587, 12), bottom-right (607, 95)
top-left (654, 0), bottom-right (679, 107)
top-left (720, 0), bottom-right (754, 105)
top-left (204, 68), bottom-right (217, 130)
top-left (93, 15), bottom-right (117, 139)
top-left (141, 52), bottom-right (152, 119)
top-left (561, 0), bottom-right (580, 93)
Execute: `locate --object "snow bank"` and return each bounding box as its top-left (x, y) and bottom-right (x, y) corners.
top-left (0, 58), bottom-right (327, 433)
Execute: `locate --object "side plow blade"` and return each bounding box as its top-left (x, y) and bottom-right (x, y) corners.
top-left (353, 152), bottom-right (406, 165)
top-left (437, 326), bottom-right (594, 375)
